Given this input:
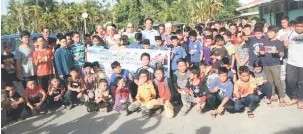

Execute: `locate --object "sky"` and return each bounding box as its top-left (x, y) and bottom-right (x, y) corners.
top-left (1, 0), bottom-right (252, 15)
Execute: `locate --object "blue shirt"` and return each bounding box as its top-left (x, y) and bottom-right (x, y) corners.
top-left (90, 45), bottom-right (105, 49)
top-left (209, 77), bottom-right (234, 99)
top-left (70, 43), bottom-right (86, 67)
top-left (188, 40), bottom-right (203, 63)
top-left (109, 69), bottom-right (132, 86)
top-left (247, 37), bottom-right (266, 66)
top-left (129, 42), bottom-right (143, 49)
top-left (171, 47), bottom-right (187, 70)
top-left (55, 47), bottom-right (74, 76)
top-left (142, 29), bottom-right (160, 46)
top-left (152, 45), bottom-right (168, 50)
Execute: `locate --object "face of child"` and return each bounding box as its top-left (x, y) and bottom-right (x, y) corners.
top-left (295, 23), bottom-right (303, 34)
top-left (143, 44), bottom-right (150, 49)
top-left (254, 67), bottom-right (262, 74)
top-left (113, 66), bottom-right (122, 74)
top-left (223, 35), bottom-right (230, 43)
top-left (213, 31), bottom-right (218, 37)
top-left (84, 37), bottom-right (91, 45)
top-left (281, 20), bottom-right (289, 29)
top-left (254, 32), bottom-right (263, 39)
top-left (251, 20), bottom-right (257, 26)
top-left (190, 36), bottom-right (196, 42)
top-left (141, 56), bottom-right (150, 66)
top-left (99, 82), bottom-right (108, 91)
top-left (172, 39), bottom-right (179, 47)
top-left (66, 36), bottom-right (72, 46)
top-left (199, 65), bottom-right (206, 73)
top-left (155, 70), bottom-right (164, 81)
top-left (267, 31), bottom-right (277, 39)
top-left (189, 72), bottom-right (197, 80)
top-left (73, 34), bottom-right (80, 43)
top-left (22, 35), bottom-right (30, 44)
top-left (229, 26), bottom-right (237, 35)
top-left (156, 40), bottom-right (162, 46)
top-left (93, 66), bottom-right (100, 73)
top-left (4, 47), bottom-right (12, 53)
top-left (240, 72), bottom-right (250, 82)
top-left (37, 37), bottom-right (45, 48)
top-left (92, 38), bottom-right (100, 45)
top-left (96, 26), bottom-right (103, 34)
top-left (139, 73), bottom-right (148, 83)
top-left (215, 40), bottom-right (224, 46)
top-left (117, 79), bottom-right (126, 88)
top-left (51, 79), bottom-right (60, 88)
top-left (84, 67), bottom-right (92, 74)
top-left (5, 86), bottom-right (14, 92)
top-left (178, 62), bottom-right (187, 73)
top-left (60, 39), bottom-right (67, 47)
top-left (237, 35), bottom-right (243, 43)
top-left (205, 30), bottom-right (212, 35)
top-left (205, 39), bottom-right (213, 46)
top-left (114, 38), bottom-right (121, 45)
top-left (27, 81), bottom-right (36, 90)
top-left (219, 73), bottom-right (228, 83)
top-left (70, 70), bottom-right (78, 78)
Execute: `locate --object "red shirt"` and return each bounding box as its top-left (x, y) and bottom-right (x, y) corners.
top-left (33, 49), bottom-right (54, 76)
top-left (115, 87), bottom-right (130, 98)
top-left (23, 86), bottom-right (45, 99)
top-left (157, 80), bottom-right (171, 101)
top-left (231, 34), bottom-right (238, 46)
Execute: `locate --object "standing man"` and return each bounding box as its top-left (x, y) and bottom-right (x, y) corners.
top-left (123, 23), bottom-right (136, 44)
top-left (161, 23), bottom-right (174, 46)
top-left (142, 18), bottom-right (160, 47)
top-left (42, 27), bottom-right (56, 52)
top-left (285, 16), bottom-right (303, 109)
top-left (95, 24), bottom-right (106, 42)
top-left (158, 24), bottom-right (165, 35)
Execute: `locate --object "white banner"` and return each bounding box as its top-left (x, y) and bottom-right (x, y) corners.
top-left (87, 48), bottom-right (171, 77)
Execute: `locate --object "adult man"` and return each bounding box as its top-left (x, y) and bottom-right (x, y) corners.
top-left (42, 27), bottom-right (56, 51)
top-left (161, 23), bottom-right (174, 46)
top-left (95, 24), bottom-right (105, 42)
top-left (123, 23), bottom-right (136, 44)
top-left (142, 18), bottom-right (160, 47)
top-left (158, 24), bottom-right (165, 35)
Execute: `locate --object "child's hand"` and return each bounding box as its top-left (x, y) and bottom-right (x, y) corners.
top-left (189, 92), bottom-right (194, 96)
top-left (76, 87), bottom-right (81, 92)
top-left (77, 93), bottom-right (82, 99)
top-left (257, 90), bottom-right (262, 95)
top-left (1, 64), bottom-right (4, 68)
top-left (11, 103), bottom-right (18, 109)
top-left (258, 81), bottom-right (264, 86)
top-left (231, 69), bottom-right (236, 74)
top-left (216, 56), bottom-right (222, 60)
top-left (255, 47), bottom-right (260, 53)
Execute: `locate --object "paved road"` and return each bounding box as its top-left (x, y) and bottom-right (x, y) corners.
top-left (2, 101), bottom-right (303, 134)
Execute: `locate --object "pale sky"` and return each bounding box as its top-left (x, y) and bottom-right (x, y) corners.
top-left (1, 0), bottom-right (251, 15)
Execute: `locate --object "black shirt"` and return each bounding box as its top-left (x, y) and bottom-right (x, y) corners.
top-left (1, 53), bottom-right (17, 81)
top-left (185, 79), bottom-right (207, 97)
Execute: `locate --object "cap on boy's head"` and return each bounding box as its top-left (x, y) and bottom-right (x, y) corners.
top-left (165, 23), bottom-right (172, 28)
top-left (92, 61), bottom-right (100, 67)
top-left (155, 36), bottom-right (162, 41)
top-left (189, 30), bottom-right (197, 37)
top-left (83, 62), bottom-right (92, 68)
top-left (114, 34), bottom-right (121, 39)
top-left (143, 39), bottom-right (150, 45)
top-left (268, 26), bottom-right (280, 33)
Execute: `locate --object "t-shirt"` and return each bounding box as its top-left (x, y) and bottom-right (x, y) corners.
top-left (203, 46), bottom-right (212, 64)
top-left (254, 71), bottom-right (267, 84)
top-left (171, 46), bottom-right (187, 70)
top-left (23, 86), bottom-right (45, 99)
top-left (4, 91), bottom-right (22, 102)
top-left (129, 42), bottom-right (143, 49)
top-left (210, 47), bottom-right (228, 57)
top-left (247, 37), bottom-right (265, 66)
top-left (153, 45), bottom-right (168, 50)
top-left (32, 49), bottom-right (54, 76)
top-left (109, 69), bottom-right (132, 86)
top-left (261, 39), bottom-right (284, 66)
top-left (70, 43), bottom-right (86, 67)
top-left (209, 78), bottom-right (233, 99)
top-left (185, 79), bottom-right (207, 97)
top-left (142, 29), bottom-right (160, 46)
top-left (1, 53), bottom-right (16, 81)
top-left (115, 87), bottom-right (131, 98)
top-left (135, 66), bottom-right (154, 81)
top-left (287, 31), bottom-right (303, 67)
top-left (234, 78), bottom-right (257, 96)
top-left (123, 32), bottom-right (136, 44)
top-left (188, 40), bottom-right (203, 63)
top-left (277, 29), bottom-right (291, 41)
top-left (110, 45), bottom-right (126, 50)
top-left (15, 45), bottom-right (36, 77)
top-left (235, 43), bottom-right (249, 65)
top-left (206, 73), bottom-right (219, 89)
top-left (224, 42), bottom-right (236, 56)
top-left (48, 84), bottom-right (65, 96)
top-left (136, 83), bottom-right (156, 104)
top-left (157, 80), bottom-right (171, 101)
top-left (172, 71), bottom-right (189, 89)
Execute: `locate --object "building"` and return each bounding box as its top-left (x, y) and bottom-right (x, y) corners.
top-left (237, 0), bottom-right (303, 26)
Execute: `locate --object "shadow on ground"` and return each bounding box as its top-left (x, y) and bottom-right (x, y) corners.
top-left (196, 126), bottom-right (211, 134)
top-left (274, 126), bottom-right (303, 134)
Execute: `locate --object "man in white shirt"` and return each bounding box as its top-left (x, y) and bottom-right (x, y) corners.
top-left (122, 23), bottom-right (136, 44)
top-left (284, 16), bottom-right (303, 109)
top-left (142, 18), bottom-right (159, 47)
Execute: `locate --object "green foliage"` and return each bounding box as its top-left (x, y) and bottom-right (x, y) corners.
top-left (215, 0), bottom-right (240, 20)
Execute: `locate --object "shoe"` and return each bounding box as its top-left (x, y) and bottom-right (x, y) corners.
top-left (67, 104), bottom-right (73, 110)
top-left (181, 103), bottom-right (189, 116)
top-left (142, 109), bottom-right (151, 118)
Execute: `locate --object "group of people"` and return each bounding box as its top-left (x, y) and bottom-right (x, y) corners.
top-left (1, 15), bottom-right (303, 123)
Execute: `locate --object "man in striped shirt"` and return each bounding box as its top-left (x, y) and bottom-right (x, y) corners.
top-left (70, 32), bottom-right (86, 68)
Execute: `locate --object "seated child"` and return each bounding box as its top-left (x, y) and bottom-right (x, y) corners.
top-left (153, 67), bottom-right (174, 119)
top-left (253, 60), bottom-right (273, 106)
top-left (113, 77), bottom-right (133, 115)
top-left (182, 67), bottom-right (208, 115)
top-left (2, 83), bottom-right (25, 121)
top-left (128, 69), bottom-right (157, 118)
top-left (83, 62), bottom-right (97, 100)
top-left (208, 67), bottom-right (234, 118)
top-left (94, 79), bottom-right (113, 112)
top-left (23, 80), bottom-right (47, 115)
top-left (47, 78), bottom-right (66, 110)
top-left (221, 57), bottom-right (237, 84)
top-left (234, 66), bottom-right (260, 118)
top-left (65, 67), bottom-right (85, 110)
top-left (142, 39), bottom-right (151, 49)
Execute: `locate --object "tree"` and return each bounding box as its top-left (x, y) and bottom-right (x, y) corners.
top-left (215, 0), bottom-right (240, 20)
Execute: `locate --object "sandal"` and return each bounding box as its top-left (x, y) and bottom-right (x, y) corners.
top-left (247, 111), bottom-right (254, 118)
top-left (278, 101), bottom-right (287, 107)
top-left (297, 103), bottom-right (303, 109)
top-left (286, 100), bottom-right (298, 106)
top-left (265, 99), bottom-right (274, 107)
top-left (270, 96), bottom-right (278, 102)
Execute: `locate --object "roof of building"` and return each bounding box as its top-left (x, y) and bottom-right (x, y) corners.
top-left (236, 0), bottom-right (276, 11)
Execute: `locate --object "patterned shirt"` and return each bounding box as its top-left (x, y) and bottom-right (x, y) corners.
top-left (70, 43), bottom-right (86, 67)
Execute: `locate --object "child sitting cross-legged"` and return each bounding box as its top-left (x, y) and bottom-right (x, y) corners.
top-left (94, 79), bottom-right (113, 113)
top-left (128, 69), bottom-right (157, 118)
top-left (113, 76), bottom-right (133, 115)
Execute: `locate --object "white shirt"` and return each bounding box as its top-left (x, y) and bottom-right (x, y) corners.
top-left (142, 29), bottom-right (160, 46)
top-left (277, 28), bottom-right (291, 41)
top-left (287, 31), bottom-right (303, 67)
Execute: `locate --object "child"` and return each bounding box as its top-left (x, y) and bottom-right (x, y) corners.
top-left (171, 36), bottom-right (187, 72)
top-left (33, 36), bottom-right (54, 93)
top-left (253, 60), bottom-right (273, 106)
top-left (221, 57), bottom-right (237, 84)
top-left (23, 80), bottom-right (47, 115)
top-left (113, 77), bottom-right (133, 115)
top-left (128, 69), bottom-right (157, 118)
top-left (47, 78), bottom-right (66, 110)
top-left (233, 66), bottom-right (260, 118)
top-left (235, 32), bottom-right (249, 71)
top-left (172, 58), bottom-right (190, 113)
top-left (90, 35), bottom-right (105, 49)
top-left (247, 26), bottom-right (265, 70)
top-left (1, 45), bottom-right (17, 88)
top-left (134, 53), bottom-right (154, 86)
top-left (110, 34), bottom-right (126, 50)
top-left (83, 62), bottom-right (97, 100)
top-left (260, 26), bottom-right (286, 106)
top-left (142, 39), bottom-right (151, 49)
top-left (153, 67), bottom-right (174, 119)
top-left (129, 32), bottom-right (143, 49)
top-left (203, 35), bottom-right (213, 64)
top-left (153, 36), bottom-right (167, 50)
top-left (188, 30), bottom-right (203, 64)
top-left (2, 83), bottom-right (25, 120)
top-left (109, 61), bottom-right (133, 96)
top-left (182, 67), bottom-right (208, 115)
top-left (15, 31), bottom-right (36, 88)
top-left (94, 79), bottom-right (112, 112)
top-left (210, 35), bottom-right (229, 69)
top-left (223, 31), bottom-right (236, 68)
top-left (83, 34), bottom-right (92, 48)
top-left (70, 32), bottom-right (86, 69)
top-left (65, 67), bottom-right (85, 110)
top-left (208, 67), bottom-right (234, 118)
top-left (92, 61), bottom-right (108, 82)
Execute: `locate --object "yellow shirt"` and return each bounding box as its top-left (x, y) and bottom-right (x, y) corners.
top-left (136, 83), bottom-right (156, 104)
top-left (234, 77), bottom-right (257, 96)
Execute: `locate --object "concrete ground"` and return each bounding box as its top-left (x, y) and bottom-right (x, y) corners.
top-left (2, 101), bottom-right (303, 134)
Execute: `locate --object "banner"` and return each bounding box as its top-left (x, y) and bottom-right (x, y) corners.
top-left (87, 48), bottom-right (171, 77)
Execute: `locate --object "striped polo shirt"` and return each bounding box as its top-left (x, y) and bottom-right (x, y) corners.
top-left (70, 43), bottom-right (86, 67)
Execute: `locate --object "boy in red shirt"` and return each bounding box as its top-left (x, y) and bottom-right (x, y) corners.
top-left (23, 80), bottom-right (47, 115)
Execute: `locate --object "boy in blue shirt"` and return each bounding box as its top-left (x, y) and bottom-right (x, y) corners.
top-left (129, 32), bottom-right (143, 49)
top-left (171, 36), bottom-right (187, 72)
top-left (188, 30), bottom-right (203, 64)
top-left (208, 67), bottom-right (234, 118)
top-left (70, 32), bottom-right (86, 69)
top-left (142, 39), bottom-right (151, 49)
